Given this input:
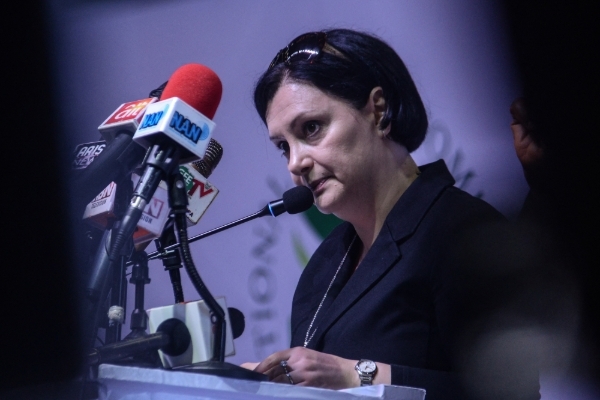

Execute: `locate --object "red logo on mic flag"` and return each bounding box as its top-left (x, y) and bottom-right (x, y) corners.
top-left (102, 98), bottom-right (156, 126)
top-left (99, 97), bottom-right (157, 142)
top-left (188, 179), bottom-right (214, 198)
top-left (143, 198), bottom-right (165, 219)
top-left (179, 164), bottom-right (219, 225)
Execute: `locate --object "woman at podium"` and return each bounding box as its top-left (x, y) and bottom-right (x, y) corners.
top-left (243, 28), bottom-right (539, 400)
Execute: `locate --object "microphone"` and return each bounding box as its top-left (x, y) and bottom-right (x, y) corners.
top-left (154, 139), bottom-right (223, 304)
top-left (134, 139), bottom-right (223, 250)
top-left (190, 137), bottom-right (223, 179)
top-left (74, 96), bottom-right (157, 228)
top-left (145, 186), bottom-right (314, 262)
top-left (87, 307), bottom-right (246, 368)
top-left (145, 298), bottom-right (235, 368)
top-left (87, 318), bottom-right (190, 366)
top-left (80, 140), bottom-right (222, 244)
top-left (72, 98), bottom-right (157, 213)
top-left (184, 138), bottom-right (223, 224)
top-left (72, 140), bottom-right (107, 170)
top-left (145, 300), bottom-right (263, 381)
top-left (133, 64), bottom-right (221, 162)
top-left (265, 184), bottom-right (315, 217)
top-left (109, 64), bottom-right (222, 262)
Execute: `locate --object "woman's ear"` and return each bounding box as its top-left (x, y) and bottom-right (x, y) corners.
top-left (368, 87), bottom-right (390, 137)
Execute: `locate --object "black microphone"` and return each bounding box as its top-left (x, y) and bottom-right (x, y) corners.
top-left (145, 185), bottom-right (314, 262)
top-left (71, 134), bottom-right (146, 217)
top-left (71, 97), bottom-right (158, 215)
top-left (264, 185), bottom-right (315, 217)
top-left (87, 318), bottom-right (190, 366)
top-left (228, 307), bottom-right (245, 340)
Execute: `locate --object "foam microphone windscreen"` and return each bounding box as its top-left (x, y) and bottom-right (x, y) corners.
top-left (283, 186), bottom-right (314, 214)
top-left (160, 64), bottom-right (223, 119)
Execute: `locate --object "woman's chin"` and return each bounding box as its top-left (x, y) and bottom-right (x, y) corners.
top-left (313, 196), bottom-right (341, 216)
top-left (314, 204), bottom-right (333, 215)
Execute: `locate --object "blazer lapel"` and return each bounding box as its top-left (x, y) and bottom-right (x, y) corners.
top-left (308, 224), bottom-right (401, 349)
top-left (307, 160), bottom-right (455, 350)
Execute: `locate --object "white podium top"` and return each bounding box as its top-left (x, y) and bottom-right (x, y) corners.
top-left (98, 364), bottom-right (426, 400)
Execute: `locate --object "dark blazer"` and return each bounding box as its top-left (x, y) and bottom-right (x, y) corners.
top-left (289, 160), bottom-right (513, 399)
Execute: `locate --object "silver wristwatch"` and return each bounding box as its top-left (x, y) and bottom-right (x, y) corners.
top-left (355, 359), bottom-right (377, 386)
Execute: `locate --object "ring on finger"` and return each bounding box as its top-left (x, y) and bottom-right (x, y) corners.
top-left (279, 360), bottom-right (294, 385)
top-left (285, 371), bottom-right (294, 385)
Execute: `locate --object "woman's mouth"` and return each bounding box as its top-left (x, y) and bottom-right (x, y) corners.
top-left (309, 177), bottom-right (329, 194)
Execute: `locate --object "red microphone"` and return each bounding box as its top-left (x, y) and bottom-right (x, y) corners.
top-left (133, 64), bottom-right (222, 163)
top-left (160, 63), bottom-right (222, 119)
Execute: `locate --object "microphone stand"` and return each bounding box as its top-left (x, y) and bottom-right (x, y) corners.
top-left (167, 172), bottom-right (266, 381)
top-left (104, 175), bottom-right (134, 345)
top-left (115, 250), bottom-right (162, 368)
top-left (80, 175), bottom-right (135, 399)
top-left (155, 219), bottom-right (185, 303)
top-left (126, 251), bottom-right (151, 340)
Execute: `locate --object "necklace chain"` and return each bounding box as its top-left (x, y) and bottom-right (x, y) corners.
top-left (304, 235), bottom-right (357, 347)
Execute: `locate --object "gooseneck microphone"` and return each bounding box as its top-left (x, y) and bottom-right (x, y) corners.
top-left (146, 185), bottom-right (314, 262)
top-left (158, 138), bottom-right (224, 304)
top-left (265, 185), bottom-right (315, 217)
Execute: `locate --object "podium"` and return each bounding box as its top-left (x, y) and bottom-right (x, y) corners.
top-left (98, 364), bottom-right (426, 400)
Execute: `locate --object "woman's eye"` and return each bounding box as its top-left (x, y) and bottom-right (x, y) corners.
top-left (277, 141), bottom-right (290, 155)
top-left (304, 121), bottom-right (320, 136)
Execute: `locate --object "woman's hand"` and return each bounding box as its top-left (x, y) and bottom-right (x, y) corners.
top-left (240, 362), bottom-right (259, 370)
top-left (253, 347), bottom-right (359, 389)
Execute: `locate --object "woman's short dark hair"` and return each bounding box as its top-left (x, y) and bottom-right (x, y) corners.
top-left (253, 28), bottom-right (428, 153)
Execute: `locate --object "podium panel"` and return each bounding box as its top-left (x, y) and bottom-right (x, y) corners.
top-left (98, 364), bottom-right (426, 400)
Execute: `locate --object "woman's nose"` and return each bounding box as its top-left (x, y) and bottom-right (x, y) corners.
top-left (288, 144), bottom-right (313, 177)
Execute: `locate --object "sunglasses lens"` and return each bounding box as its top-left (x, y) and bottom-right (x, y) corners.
top-left (286, 33), bottom-right (325, 64)
top-left (269, 32), bottom-right (327, 69)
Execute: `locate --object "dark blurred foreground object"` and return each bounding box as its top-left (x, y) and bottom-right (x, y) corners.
top-left (0, 0), bottom-right (84, 398)
top-left (447, 2), bottom-right (599, 399)
top-left (502, 0), bottom-right (599, 391)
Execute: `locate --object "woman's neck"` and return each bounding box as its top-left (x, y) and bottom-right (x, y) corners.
top-left (348, 151), bottom-right (420, 262)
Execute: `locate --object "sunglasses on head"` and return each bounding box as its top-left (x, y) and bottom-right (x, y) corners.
top-left (269, 32), bottom-right (344, 70)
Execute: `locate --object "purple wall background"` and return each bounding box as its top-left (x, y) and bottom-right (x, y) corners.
top-left (47, 0), bottom-right (527, 366)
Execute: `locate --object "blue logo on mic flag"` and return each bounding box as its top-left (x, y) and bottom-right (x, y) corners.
top-left (140, 104), bottom-right (169, 129)
top-left (170, 112), bottom-right (209, 144)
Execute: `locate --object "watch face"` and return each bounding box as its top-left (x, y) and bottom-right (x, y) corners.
top-left (358, 360), bottom-right (376, 373)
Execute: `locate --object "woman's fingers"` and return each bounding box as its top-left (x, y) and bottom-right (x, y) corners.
top-left (239, 362), bottom-right (259, 370)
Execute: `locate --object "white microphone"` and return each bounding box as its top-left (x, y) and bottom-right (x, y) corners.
top-left (145, 298), bottom-right (236, 368)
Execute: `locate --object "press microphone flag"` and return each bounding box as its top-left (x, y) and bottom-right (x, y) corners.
top-left (78, 146), bottom-right (221, 234)
top-left (99, 97), bottom-right (158, 142)
top-left (72, 97), bottom-right (157, 211)
top-left (72, 141), bottom-right (107, 170)
top-left (179, 164), bottom-right (219, 225)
